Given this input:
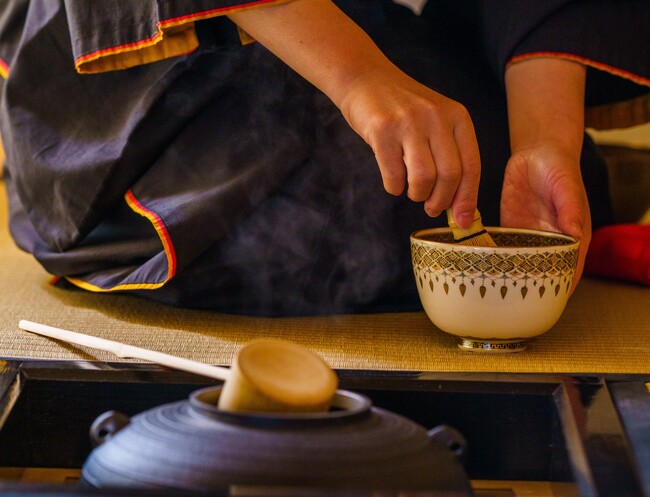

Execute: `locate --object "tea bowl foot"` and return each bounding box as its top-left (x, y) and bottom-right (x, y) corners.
top-left (457, 338), bottom-right (528, 353)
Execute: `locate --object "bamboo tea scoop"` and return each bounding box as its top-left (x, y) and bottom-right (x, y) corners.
top-left (18, 320), bottom-right (338, 413)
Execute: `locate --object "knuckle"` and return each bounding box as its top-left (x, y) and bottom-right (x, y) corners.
top-left (457, 102), bottom-right (471, 119)
top-left (462, 151), bottom-right (481, 171)
top-left (416, 103), bottom-right (444, 126)
top-left (406, 178), bottom-right (435, 202)
top-left (424, 197), bottom-right (445, 216)
top-left (449, 101), bottom-right (471, 121)
top-left (367, 113), bottom-right (400, 137)
top-left (436, 166), bottom-right (461, 186)
top-left (381, 169), bottom-right (406, 195)
top-left (408, 166), bottom-right (436, 186)
top-left (421, 100), bottom-right (467, 126)
top-left (407, 189), bottom-right (428, 202)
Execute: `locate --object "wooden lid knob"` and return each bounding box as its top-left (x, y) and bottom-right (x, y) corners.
top-left (217, 339), bottom-right (338, 413)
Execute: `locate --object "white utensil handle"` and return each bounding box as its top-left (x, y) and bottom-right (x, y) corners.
top-left (19, 320), bottom-right (231, 381)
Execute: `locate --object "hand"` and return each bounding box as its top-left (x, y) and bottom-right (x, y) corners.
top-left (338, 68), bottom-right (481, 225)
top-left (228, 0), bottom-right (481, 227)
top-left (500, 143), bottom-right (591, 291)
top-left (504, 56), bottom-right (589, 291)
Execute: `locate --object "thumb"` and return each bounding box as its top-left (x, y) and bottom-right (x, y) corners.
top-left (552, 179), bottom-right (587, 240)
top-left (559, 206), bottom-right (584, 241)
top-left (556, 190), bottom-right (591, 296)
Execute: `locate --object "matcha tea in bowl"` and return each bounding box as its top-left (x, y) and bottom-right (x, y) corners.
top-left (410, 227), bottom-right (580, 352)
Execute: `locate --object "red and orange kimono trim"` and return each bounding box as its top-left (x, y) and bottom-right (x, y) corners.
top-left (0, 58), bottom-right (9, 79)
top-left (74, 0), bottom-right (294, 74)
top-left (65, 190), bottom-right (179, 292)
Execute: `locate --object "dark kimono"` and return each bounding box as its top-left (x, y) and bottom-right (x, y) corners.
top-left (1, 0), bottom-right (649, 315)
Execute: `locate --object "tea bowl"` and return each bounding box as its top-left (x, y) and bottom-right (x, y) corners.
top-left (410, 227), bottom-right (580, 352)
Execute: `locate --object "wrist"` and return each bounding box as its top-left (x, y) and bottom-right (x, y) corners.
top-left (506, 57), bottom-right (586, 155)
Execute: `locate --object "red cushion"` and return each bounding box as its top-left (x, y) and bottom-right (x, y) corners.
top-left (585, 224), bottom-right (650, 286)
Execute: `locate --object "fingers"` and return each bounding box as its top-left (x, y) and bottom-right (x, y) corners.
top-left (499, 148), bottom-right (590, 295)
top-left (570, 222), bottom-right (590, 295)
top-left (371, 108), bottom-right (480, 225)
top-left (411, 111), bottom-right (480, 224)
top-left (352, 78), bottom-right (480, 222)
top-left (445, 116), bottom-right (481, 226)
top-left (418, 134), bottom-right (461, 218)
top-left (555, 182), bottom-right (591, 295)
top-left (556, 189), bottom-right (588, 241)
top-left (374, 139), bottom-right (407, 196)
top-left (401, 135), bottom-right (439, 203)
top-left (566, 194), bottom-right (591, 295)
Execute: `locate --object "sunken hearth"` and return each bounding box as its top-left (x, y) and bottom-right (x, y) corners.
top-left (0, 360), bottom-right (649, 497)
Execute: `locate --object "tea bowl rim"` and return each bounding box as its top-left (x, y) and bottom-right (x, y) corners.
top-left (410, 226), bottom-right (579, 252)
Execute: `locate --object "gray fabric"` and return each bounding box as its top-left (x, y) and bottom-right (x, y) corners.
top-left (0, 0), bottom-right (648, 316)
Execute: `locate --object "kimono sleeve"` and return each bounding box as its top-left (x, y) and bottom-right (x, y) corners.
top-left (63, 0), bottom-right (296, 74)
top-left (479, 0), bottom-right (650, 129)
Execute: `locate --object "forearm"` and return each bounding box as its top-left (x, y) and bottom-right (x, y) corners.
top-left (227, 0), bottom-right (396, 109)
top-left (230, 0), bottom-right (483, 224)
top-left (505, 58), bottom-right (586, 157)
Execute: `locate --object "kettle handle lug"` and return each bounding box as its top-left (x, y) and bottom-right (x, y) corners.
top-left (428, 424), bottom-right (467, 463)
top-left (90, 410), bottom-right (131, 447)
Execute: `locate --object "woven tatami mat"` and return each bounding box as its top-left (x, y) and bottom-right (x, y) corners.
top-left (1, 184), bottom-right (649, 374)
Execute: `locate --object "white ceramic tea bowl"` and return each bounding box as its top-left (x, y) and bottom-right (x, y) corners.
top-left (410, 227), bottom-right (580, 352)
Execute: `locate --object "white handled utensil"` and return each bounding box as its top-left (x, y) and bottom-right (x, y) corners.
top-left (18, 319), bottom-right (338, 413)
top-left (19, 319), bottom-right (232, 381)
